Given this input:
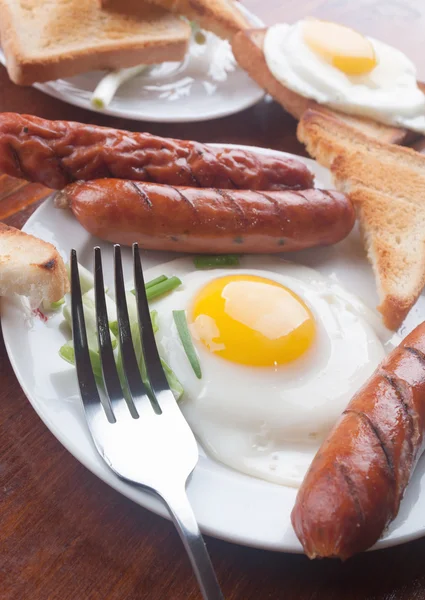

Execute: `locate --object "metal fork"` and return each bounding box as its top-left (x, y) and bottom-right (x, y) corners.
top-left (70, 243), bottom-right (224, 600)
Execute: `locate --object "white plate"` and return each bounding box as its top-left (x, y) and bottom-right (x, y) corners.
top-left (0, 6), bottom-right (264, 123)
top-left (3, 146), bottom-right (425, 554)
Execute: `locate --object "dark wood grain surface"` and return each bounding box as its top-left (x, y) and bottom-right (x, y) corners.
top-left (2, 1), bottom-right (425, 598)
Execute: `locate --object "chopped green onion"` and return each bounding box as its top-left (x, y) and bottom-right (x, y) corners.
top-left (173, 310), bottom-right (202, 379)
top-left (194, 30), bottom-right (207, 44)
top-left (122, 290), bottom-right (159, 336)
top-left (146, 276), bottom-right (182, 302)
top-left (150, 309), bottom-right (159, 334)
top-left (193, 255), bottom-right (240, 269)
top-left (128, 313), bottom-right (161, 383)
top-left (190, 21), bottom-right (207, 44)
top-left (43, 297), bottom-right (65, 311)
top-left (131, 321), bottom-right (149, 386)
top-left (117, 319), bottom-right (182, 401)
top-left (146, 275), bottom-right (168, 289)
top-left (59, 341), bottom-right (103, 386)
top-left (66, 262), bottom-right (94, 295)
top-left (63, 298), bottom-right (117, 350)
top-left (128, 310), bottom-right (181, 398)
top-left (59, 340), bottom-right (74, 365)
top-left (91, 65), bottom-right (149, 109)
top-left (51, 298), bottom-right (66, 309)
top-left (131, 275), bottom-right (181, 300)
top-left (83, 288), bottom-right (118, 335)
top-left (115, 320), bottom-right (154, 408)
top-left (120, 291), bottom-right (138, 337)
top-left (60, 263), bottom-right (184, 401)
top-left (60, 265), bottom-right (184, 399)
top-left (161, 359), bottom-right (184, 401)
top-left (109, 321), bottom-right (119, 337)
top-left (115, 345), bottom-right (136, 406)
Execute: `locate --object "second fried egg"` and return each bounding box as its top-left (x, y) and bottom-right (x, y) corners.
top-left (264, 19), bottom-right (425, 134)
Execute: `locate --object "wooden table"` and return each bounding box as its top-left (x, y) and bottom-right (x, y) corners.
top-left (2, 1), bottom-right (425, 598)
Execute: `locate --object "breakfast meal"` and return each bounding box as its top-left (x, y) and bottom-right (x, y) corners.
top-left (55, 179), bottom-right (355, 253)
top-left (100, 0), bottom-right (249, 40)
top-left (0, 113), bottom-right (313, 190)
top-left (232, 18), bottom-right (425, 144)
top-left (297, 108), bottom-right (425, 331)
top-left (0, 223), bottom-right (69, 306)
top-left (4, 6), bottom-right (425, 567)
top-left (0, 0), bottom-right (191, 85)
top-left (292, 320), bottom-right (425, 559)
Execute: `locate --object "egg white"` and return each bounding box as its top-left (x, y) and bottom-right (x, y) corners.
top-left (144, 256), bottom-right (386, 488)
top-left (264, 21), bottom-right (425, 134)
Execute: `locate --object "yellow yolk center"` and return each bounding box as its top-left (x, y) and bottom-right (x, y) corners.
top-left (190, 275), bottom-right (316, 367)
top-left (303, 19), bottom-right (377, 75)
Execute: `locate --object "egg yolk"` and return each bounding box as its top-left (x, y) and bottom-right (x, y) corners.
top-left (190, 275), bottom-right (316, 367)
top-left (303, 19), bottom-right (377, 75)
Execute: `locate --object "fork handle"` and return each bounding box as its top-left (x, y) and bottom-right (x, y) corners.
top-left (159, 487), bottom-right (225, 600)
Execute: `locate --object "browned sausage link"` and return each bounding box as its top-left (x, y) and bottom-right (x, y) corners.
top-left (291, 321), bottom-right (425, 560)
top-left (0, 113), bottom-right (314, 191)
top-left (55, 179), bottom-right (355, 254)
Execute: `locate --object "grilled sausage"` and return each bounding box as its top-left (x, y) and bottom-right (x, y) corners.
top-left (55, 179), bottom-right (355, 253)
top-left (0, 112), bottom-right (314, 191)
top-left (291, 321), bottom-right (425, 560)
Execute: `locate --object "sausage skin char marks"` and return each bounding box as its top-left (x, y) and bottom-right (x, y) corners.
top-left (0, 113), bottom-right (314, 191)
top-left (291, 321), bottom-right (425, 560)
top-left (55, 179), bottom-right (355, 254)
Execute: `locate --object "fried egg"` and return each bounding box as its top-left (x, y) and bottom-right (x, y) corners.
top-left (264, 19), bottom-right (425, 134)
top-left (148, 256), bottom-right (386, 487)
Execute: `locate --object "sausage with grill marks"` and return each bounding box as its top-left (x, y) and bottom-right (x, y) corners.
top-left (0, 112), bottom-right (314, 191)
top-left (55, 179), bottom-right (355, 253)
top-left (291, 321), bottom-right (425, 560)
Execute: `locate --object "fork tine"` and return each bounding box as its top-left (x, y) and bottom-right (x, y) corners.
top-left (114, 245), bottom-right (154, 417)
top-left (133, 244), bottom-right (174, 407)
top-left (94, 247), bottom-right (129, 421)
top-left (70, 249), bottom-right (114, 424)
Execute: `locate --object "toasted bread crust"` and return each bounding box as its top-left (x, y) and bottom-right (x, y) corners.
top-left (348, 187), bottom-right (423, 330)
top-left (298, 109), bottom-right (425, 329)
top-left (102, 0), bottom-right (249, 39)
top-left (0, 223), bottom-right (69, 304)
top-left (0, 0), bottom-right (191, 85)
top-left (232, 28), bottom-right (416, 145)
top-left (3, 42), bottom-right (191, 86)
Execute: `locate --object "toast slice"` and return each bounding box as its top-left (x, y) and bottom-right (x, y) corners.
top-left (231, 28), bottom-right (415, 145)
top-left (100, 0), bottom-right (249, 40)
top-left (298, 109), bottom-right (425, 330)
top-left (0, 223), bottom-right (69, 306)
top-left (0, 0), bottom-right (191, 85)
